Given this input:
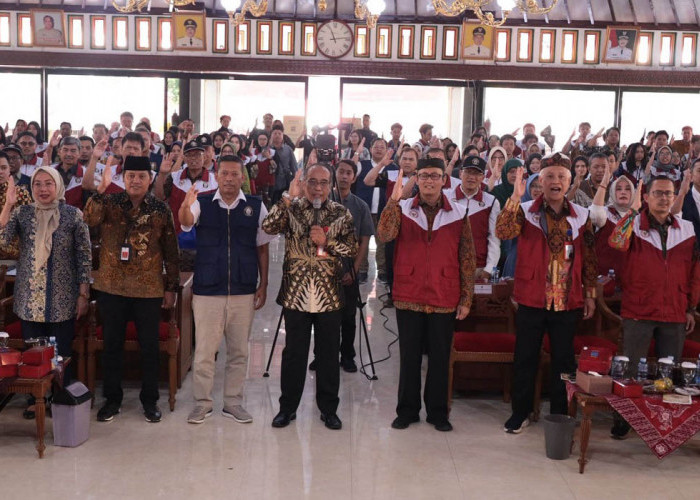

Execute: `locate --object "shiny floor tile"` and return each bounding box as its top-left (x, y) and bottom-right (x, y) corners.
top-left (1, 239), bottom-right (699, 499)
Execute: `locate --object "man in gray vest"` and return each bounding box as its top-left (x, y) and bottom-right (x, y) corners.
top-left (179, 155), bottom-right (273, 424)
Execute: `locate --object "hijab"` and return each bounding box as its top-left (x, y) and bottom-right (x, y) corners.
top-left (608, 175), bottom-right (635, 216)
top-left (491, 158), bottom-right (522, 207)
top-left (30, 167), bottom-right (65, 273)
top-left (521, 173), bottom-right (540, 203)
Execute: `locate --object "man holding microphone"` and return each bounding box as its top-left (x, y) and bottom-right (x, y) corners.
top-left (262, 163), bottom-right (357, 430)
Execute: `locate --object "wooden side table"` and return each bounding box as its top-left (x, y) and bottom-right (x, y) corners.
top-left (1, 372), bottom-right (55, 458)
top-left (567, 391), bottom-right (613, 473)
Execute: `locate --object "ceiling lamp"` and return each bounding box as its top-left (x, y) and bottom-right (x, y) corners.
top-left (220, 0), bottom-right (269, 26)
top-left (354, 0), bottom-right (386, 29)
top-left (433, 0), bottom-right (558, 27)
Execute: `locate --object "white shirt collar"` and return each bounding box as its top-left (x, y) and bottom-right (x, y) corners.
top-left (213, 189), bottom-right (246, 210)
top-left (692, 185), bottom-right (700, 206)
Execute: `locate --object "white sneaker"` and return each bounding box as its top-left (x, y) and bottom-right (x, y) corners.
top-left (187, 406), bottom-right (213, 424)
top-left (222, 405), bottom-right (253, 423)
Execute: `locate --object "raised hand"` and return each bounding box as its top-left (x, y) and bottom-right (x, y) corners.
top-left (93, 138), bottom-right (108, 159)
top-left (568, 128), bottom-right (576, 141)
top-left (511, 167), bottom-right (526, 201)
top-left (631, 179), bottom-right (643, 211)
top-left (307, 149), bottom-right (318, 166)
top-left (401, 175), bottom-right (417, 199)
top-left (78, 127), bottom-right (85, 137)
top-left (109, 122), bottom-right (119, 134)
top-left (3, 123), bottom-right (8, 134)
top-left (450, 145), bottom-right (460, 165)
top-left (391, 169), bottom-right (404, 202)
top-left (381, 148), bottom-right (394, 166)
top-left (511, 127), bottom-right (521, 137)
top-left (182, 185), bottom-right (199, 209)
top-left (50, 130), bottom-right (61, 147)
top-left (358, 136), bottom-right (366, 151)
top-left (601, 164), bottom-right (612, 188)
top-left (97, 163), bottom-right (113, 194)
top-left (159, 153), bottom-right (175, 175)
top-left (595, 127), bottom-right (605, 137)
top-left (4, 176), bottom-right (17, 208)
top-left (288, 169), bottom-right (303, 199)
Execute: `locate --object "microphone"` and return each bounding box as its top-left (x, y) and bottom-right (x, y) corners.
top-left (312, 197), bottom-right (326, 257)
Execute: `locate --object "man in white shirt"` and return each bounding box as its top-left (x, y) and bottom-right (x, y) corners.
top-left (464, 26), bottom-right (491, 58)
top-left (176, 19), bottom-right (205, 48)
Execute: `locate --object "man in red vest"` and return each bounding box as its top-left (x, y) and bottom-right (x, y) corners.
top-left (608, 175), bottom-right (700, 438)
top-left (378, 157), bottom-right (475, 432)
top-left (496, 153), bottom-right (598, 434)
top-left (445, 155), bottom-right (500, 281)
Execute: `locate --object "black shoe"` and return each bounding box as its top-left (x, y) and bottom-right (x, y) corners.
top-left (308, 359), bottom-right (317, 371)
top-left (144, 404), bottom-right (162, 423)
top-left (358, 272), bottom-right (368, 284)
top-left (97, 401), bottom-right (121, 422)
top-left (426, 416), bottom-right (453, 432)
top-left (391, 415), bottom-right (420, 429)
top-left (272, 411), bottom-right (296, 428)
top-left (23, 405), bottom-right (36, 420)
top-left (320, 413), bottom-right (342, 430)
top-left (340, 357), bottom-right (358, 373)
top-left (610, 419), bottom-right (631, 440)
top-left (503, 413), bottom-right (530, 434)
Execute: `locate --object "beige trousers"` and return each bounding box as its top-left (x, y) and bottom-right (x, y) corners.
top-left (192, 294), bottom-right (255, 409)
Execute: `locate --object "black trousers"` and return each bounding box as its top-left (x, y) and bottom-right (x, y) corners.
top-left (340, 283), bottom-right (359, 360)
top-left (280, 308), bottom-right (341, 415)
top-left (512, 305), bottom-right (579, 417)
top-left (98, 292), bottom-right (163, 407)
top-left (395, 309), bottom-right (454, 422)
top-left (385, 240), bottom-right (395, 294)
top-left (21, 318), bottom-right (75, 384)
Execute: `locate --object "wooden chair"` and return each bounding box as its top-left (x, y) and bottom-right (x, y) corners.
top-left (448, 280), bottom-right (516, 413)
top-left (0, 266), bottom-right (89, 383)
top-left (86, 300), bottom-right (180, 411)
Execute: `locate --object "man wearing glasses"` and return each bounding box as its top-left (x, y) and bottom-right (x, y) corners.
top-left (608, 175), bottom-right (700, 438)
top-left (378, 158), bottom-right (475, 432)
top-left (447, 155), bottom-right (500, 282)
top-left (262, 163), bottom-right (357, 430)
top-left (2, 144), bottom-right (31, 189)
top-left (15, 131), bottom-right (43, 178)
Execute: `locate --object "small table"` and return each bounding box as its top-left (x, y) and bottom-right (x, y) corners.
top-left (567, 391), bottom-right (613, 474)
top-left (0, 371), bottom-right (55, 458)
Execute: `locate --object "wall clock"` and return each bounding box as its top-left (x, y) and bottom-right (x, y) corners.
top-left (316, 20), bottom-right (354, 59)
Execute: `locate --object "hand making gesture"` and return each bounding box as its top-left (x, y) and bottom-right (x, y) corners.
top-left (97, 158), bottom-right (114, 194)
top-left (182, 184), bottom-right (199, 210)
top-left (631, 179), bottom-right (643, 212)
top-left (4, 176), bottom-right (17, 209)
top-left (510, 167), bottom-right (526, 202)
top-left (93, 138), bottom-right (108, 160)
top-left (288, 169), bottom-right (303, 199)
top-left (391, 169), bottom-right (405, 202)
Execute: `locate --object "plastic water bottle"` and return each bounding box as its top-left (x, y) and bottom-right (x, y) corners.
top-left (490, 267), bottom-right (500, 283)
top-left (637, 358), bottom-right (648, 382)
top-left (49, 336), bottom-right (59, 370)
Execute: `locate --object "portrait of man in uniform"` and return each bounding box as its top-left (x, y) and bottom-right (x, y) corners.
top-left (604, 26), bottom-right (639, 64)
top-left (173, 11), bottom-right (207, 51)
top-left (30, 9), bottom-right (66, 47)
top-left (462, 23), bottom-right (493, 60)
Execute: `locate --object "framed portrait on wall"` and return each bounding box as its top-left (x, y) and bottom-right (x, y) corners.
top-left (603, 26), bottom-right (639, 63)
top-left (462, 22), bottom-right (493, 60)
top-left (172, 11), bottom-right (207, 51)
top-left (30, 9), bottom-right (66, 47)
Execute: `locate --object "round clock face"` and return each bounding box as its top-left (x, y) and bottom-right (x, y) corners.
top-left (316, 20), bottom-right (354, 59)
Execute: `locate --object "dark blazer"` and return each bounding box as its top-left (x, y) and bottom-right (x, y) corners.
top-left (681, 189), bottom-right (700, 243)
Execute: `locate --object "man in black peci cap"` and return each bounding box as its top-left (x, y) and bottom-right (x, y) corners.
top-left (378, 158), bottom-right (475, 432)
top-left (84, 155), bottom-right (180, 424)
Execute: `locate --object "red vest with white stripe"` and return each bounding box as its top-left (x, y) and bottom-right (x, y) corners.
top-left (59, 164), bottom-right (85, 209)
top-left (392, 194), bottom-right (466, 309)
top-left (95, 162), bottom-right (126, 194)
top-left (447, 186), bottom-right (495, 268)
top-left (513, 197), bottom-right (590, 310)
top-left (619, 211), bottom-right (696, 323)
top-left (168, 168), bottom-right (218, 234)
top-left (594, 207), bottom-right (626, 277)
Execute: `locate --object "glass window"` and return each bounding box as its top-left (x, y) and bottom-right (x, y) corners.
top-left (620, 91), bottom-right (700, 146)
top-left (483, 87), bottom-right (616, 152)
top-left (0, 72), bottom-right (41, 128)
top-left (342, 82), bottom-right (465, 146)
top-left (199, 79), bottom-right (306, 136)
top-left (47, 74), bottom-right (165, 136)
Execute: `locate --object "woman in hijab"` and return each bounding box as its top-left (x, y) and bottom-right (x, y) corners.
top-left (485, 146), bottom-right (507, 192)
top-left (589, 166), bottom-right (635, 277)
top-left (525, 153), bottom-right (543, 175)
top-left (490, 158), bottom-right (522, 208)
top-left (502, 173), bottom-right (541, 278)
top-left (0, 167), bottom-right (91, 417)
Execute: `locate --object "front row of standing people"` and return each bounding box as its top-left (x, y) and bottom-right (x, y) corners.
top-left (0, 149), bottom-right (698, 435)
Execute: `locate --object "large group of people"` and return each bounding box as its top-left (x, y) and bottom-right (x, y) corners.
top-left (1, 112), bottom-right (699, 438)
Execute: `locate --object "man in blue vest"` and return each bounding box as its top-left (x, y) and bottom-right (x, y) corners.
top-left (179, 155), bottom-right (274, 425)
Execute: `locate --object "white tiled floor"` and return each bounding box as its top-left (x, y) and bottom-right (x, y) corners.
top-left (1, 238), bottom-right (699, 499)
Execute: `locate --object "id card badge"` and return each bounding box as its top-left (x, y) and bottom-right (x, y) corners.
top-left (120, 244), bottom-right (132, 263)
top-left (564, 242), bottom-right (574, 261)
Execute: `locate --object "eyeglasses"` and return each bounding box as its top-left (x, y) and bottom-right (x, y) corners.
top-left (650, 190), bottom-right (674, 198)
top-left (417, 173), bottom-right (444, 181)
top-left (32, 181), bottom-right (55, 189)
top-left (307, 179), bottom-right (330, 188)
